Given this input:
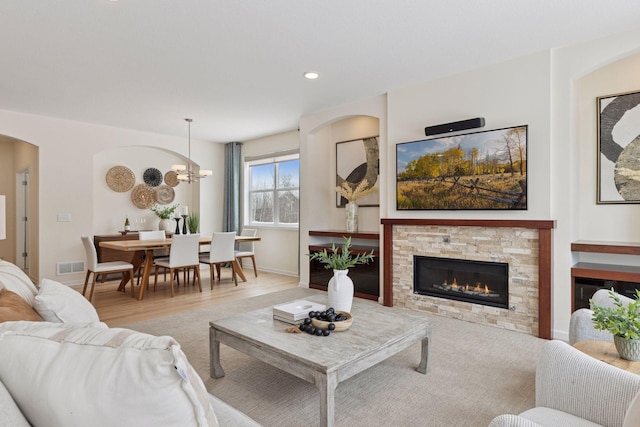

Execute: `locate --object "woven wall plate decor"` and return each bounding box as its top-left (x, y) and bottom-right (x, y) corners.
top-left (131, 184), bottom-right (157, 209)
top-left (164, 170), bottom-right (179, 187)
top-left (105, 166), bottom-right (135, 192)
top-left (143, 167), bottom-right (163, 187)
top-left (155, 185), bottom-right (175, 204)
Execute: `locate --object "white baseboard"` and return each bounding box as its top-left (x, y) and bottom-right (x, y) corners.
top-left (552, 329), bottom-right (569, 342)
top-left (253, 266), bottom-right (298, 277)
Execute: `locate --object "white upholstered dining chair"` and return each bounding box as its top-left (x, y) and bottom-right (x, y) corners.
top-left (138, 230), bottom-right (166, 240)
top-left (81, 236), bottom-right (135, 302)
top-left (153, 234), bottom-right (202, 297)
top-left (136, 230), bottom-right (167, 286)
top-left (235, 228), bottom-right (258, 277)
top-left (200, 232), bottom-right (238, 287)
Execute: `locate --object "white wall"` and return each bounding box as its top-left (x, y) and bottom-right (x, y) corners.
top-left (0, 110), bottom-right (223, 284)
top-left (94, 146), bottom-right (204, 234)
top-left (575, 53), bottom-right (640, 243)
top-left (299, 96), bottom-right (387, 288)
top-left (551, 26), bottom-right (640, 339)
top-left (387, 50), bottom-right (552, 220)
top-left (299, 31), bottom-right (640, 339)
top-left (327, 116), bottom-right (380, 230)
top-left (241, 129), bottom-right (300, 276)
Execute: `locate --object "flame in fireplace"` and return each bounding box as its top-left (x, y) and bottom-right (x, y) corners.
top-left (414, 256), bottom-right (508, 307)
top-left (433, 279), bottom-right (500, 298)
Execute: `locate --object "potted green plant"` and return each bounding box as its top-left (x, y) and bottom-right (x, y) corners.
top-left (186, 212), bottom-right (200, 234)
top-left (591, 289), bottom-right (640, 361)
top-left (150, 203), bottom-right (179, 232)
top-left (308, 236), bottom-right (374, 312)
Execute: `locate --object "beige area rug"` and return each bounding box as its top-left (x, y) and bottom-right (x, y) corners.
top-left (123, 287), bottom-right (546, 427)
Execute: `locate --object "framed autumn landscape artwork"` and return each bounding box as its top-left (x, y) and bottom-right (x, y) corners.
top-left (396, 125), bottom-right (527, 210)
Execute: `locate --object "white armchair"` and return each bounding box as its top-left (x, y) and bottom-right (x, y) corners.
top-left (488, 340), bottom-right (640, 427)
top-left (569, 289), bottom-right (634, 345)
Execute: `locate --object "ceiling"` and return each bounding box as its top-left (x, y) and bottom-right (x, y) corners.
top-left (2, 1), bottom-right (640, 143)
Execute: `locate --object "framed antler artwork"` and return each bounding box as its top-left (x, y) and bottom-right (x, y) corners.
top-left (335, 136), bottom-right (380, 207)
top-left (597, 90), bottom-right (640, 204)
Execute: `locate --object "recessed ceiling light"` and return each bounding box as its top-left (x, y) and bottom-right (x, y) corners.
top-left (304, 72), bottom-right (319, 80)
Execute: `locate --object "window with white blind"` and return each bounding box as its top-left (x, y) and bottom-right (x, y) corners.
top-left (245, 151), bottom-right (299, 227)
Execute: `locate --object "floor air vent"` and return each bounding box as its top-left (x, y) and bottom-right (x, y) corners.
top-left (56, 261), bottom-right (85, 276)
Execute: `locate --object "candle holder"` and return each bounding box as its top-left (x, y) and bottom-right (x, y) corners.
top-left (182, 215), bottom-right (188, 234)
top-left (174, 217), bottom-right (181, 235)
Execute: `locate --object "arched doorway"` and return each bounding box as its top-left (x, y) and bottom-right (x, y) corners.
top-left (0, 134), bottom-right (39, 280)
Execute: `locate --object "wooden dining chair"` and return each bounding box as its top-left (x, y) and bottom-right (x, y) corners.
top-left (81, 236), bottom-right (135, 302)
top-left (234, 228), bottom-right (258, 277)
top-left (153, 234), bottom-right (202, 297)
top-left (200, 232), bottom-right (238, 287)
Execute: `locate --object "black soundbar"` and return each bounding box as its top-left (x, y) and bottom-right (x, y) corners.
top-left (425, 117), bottom-right (485, 136)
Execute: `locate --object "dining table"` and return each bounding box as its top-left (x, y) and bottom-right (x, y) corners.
top-left (99, 235), bottom-right (261, 300)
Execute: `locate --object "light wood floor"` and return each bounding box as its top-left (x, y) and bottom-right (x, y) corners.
top-left (73, 267), bottom-right (300, 327)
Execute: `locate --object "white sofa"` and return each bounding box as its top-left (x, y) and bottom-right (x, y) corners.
top-left (488, 340), bottom-right (640, 427)
top-left (0, 260), bottom-right (260, 427)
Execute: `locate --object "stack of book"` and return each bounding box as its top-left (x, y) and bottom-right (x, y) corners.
top-left (273, 300), bottom-right (326, 325)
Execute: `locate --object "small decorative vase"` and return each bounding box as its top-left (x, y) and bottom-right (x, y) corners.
top-left (328, 269), bottom-right (354, 312)
top-left (158, 219), bottom-right (173, 232)
top-left (614, 336), bottom-right (640, 361)
top-left (345, 202), bottom-right (358, 233)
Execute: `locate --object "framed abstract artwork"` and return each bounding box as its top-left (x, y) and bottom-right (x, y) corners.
top-left (335, 136), bottom-right (380, 207)
top-left (396, 125), bottom-right (527, 210)
top-left (597, 90), bottom-right (640, 204)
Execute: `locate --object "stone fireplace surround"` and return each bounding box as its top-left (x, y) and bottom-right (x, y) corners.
top-left (381, 219), bottom-right (555, 339)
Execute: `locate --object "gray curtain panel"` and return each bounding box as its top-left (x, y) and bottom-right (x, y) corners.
top-left (223, 141), bottom-right (242, 232)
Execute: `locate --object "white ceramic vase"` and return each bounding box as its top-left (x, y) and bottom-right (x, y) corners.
top-left (158, 218), bottom-right (173, 232)
top-left (346, 202), bottom-right (358, 233)
top-left (328, 269), bottom-right (354, 312)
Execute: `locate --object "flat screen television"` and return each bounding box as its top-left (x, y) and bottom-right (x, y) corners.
top-left (396, 125), bottom-right (527, 210)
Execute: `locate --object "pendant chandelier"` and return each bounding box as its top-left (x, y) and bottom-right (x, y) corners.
top-left (171, 118), bottom-right (212, 183)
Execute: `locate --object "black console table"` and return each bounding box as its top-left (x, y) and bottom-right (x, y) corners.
top-left (571, 240), bottom-right (640, 311)
top-left (308, 230), bottom-right (380, 301)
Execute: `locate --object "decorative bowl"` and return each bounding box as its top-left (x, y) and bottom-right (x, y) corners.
top-left (311, 311), bottom-right (353, 332)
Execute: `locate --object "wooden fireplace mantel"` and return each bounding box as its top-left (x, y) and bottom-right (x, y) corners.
top-left (381, 218), bottom-right (556, 339)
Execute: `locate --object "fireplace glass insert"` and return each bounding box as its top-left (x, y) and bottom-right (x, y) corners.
top-left (414, 255), bottom-right (509, 309)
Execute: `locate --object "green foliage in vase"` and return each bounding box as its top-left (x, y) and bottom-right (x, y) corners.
top-left (308, 236), bottom-right (375, 271)
top-left (150, 203), bottom-right (179, 220)
top-left (186, 212), bottom-right (200, 234)
top-left (592, 289), bottom-right (640, 340)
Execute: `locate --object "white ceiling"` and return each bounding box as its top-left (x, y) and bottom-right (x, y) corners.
top-left (2, 1), bottom-right (640, 143)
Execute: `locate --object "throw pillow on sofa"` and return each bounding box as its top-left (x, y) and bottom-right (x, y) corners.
top-left (0, 288), bottom-right (43, 322)
top-left (0, 260), bottom-right (38, 306)
top-left (0, 322), bottom-right (218, 427)
top-left (33, 278), bottom-right (100, 323)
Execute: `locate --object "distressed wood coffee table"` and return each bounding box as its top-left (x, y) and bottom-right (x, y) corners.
top-left (209, 292), bottom-right (432, 427)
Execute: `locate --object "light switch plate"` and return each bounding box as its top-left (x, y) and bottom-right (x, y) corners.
top-left (57, 214), bottom-right (71, 222)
